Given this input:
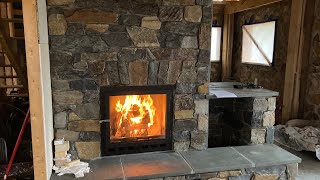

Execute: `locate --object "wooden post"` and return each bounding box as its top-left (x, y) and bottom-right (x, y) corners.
top-left (22, 0), bottom-right (53, 179)
top-left (221, 13), bottom-right (234, 80)
top-left (282, 0), bottom-right (306, 123)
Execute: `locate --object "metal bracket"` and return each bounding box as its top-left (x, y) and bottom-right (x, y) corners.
top-left (99, 119), bottom-right (110, 123)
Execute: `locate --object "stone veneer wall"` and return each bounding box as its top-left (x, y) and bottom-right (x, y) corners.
top-left (209, 97), bottom-right (276, 147)
top-left (231, 1), bottom-right (291, 121)
top-left (303, 0), bottom-right (320, 120)
top-left (149, 164), bottom-right (298, 180)
top-left (48, 0), bottom-right (212, 160)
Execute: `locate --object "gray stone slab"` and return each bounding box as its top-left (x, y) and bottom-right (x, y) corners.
top-left (50, 156), bottom-right (124, 180)
top-left (121, 151), bottom-right (192, 179)
top-left (180, 147), bottom-right (254, 174)
top-left (207, 82), bottom-right (279, 99)
top-left (232, 144), bottom-right (302, 167)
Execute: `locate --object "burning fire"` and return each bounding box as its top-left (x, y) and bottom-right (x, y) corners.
top-left (114, 95), bottom-right (156, 137)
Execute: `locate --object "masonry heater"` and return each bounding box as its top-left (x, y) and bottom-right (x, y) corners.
top-left (100, 86), bottom-right (174, 156)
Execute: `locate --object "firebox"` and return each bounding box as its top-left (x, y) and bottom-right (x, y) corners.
top-left (100, 85), bottom-right (174, 156)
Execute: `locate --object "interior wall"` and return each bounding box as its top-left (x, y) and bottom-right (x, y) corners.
top-left (303, 0), bottom-right (320, 120)
top-left (231, 0), bottom-right (291, 121)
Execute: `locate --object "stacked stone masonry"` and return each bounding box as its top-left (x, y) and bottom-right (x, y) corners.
top-left (148, 164), bottom-right (298, 180)
top-left (48, 0), bottom-right (212, 160)
top-left (209, 97), bottom-right (276, 147)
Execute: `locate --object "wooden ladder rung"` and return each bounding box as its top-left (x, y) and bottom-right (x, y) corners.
top-left (10, 37), bottom-right (24, 40)
top-left (0, 75), bottom-right (18, 78)
top-left (7, 93), bottom-right (28, 97)
top-left (0, 18), bottom-right (23, 23)
top-left (0, 85), bottom-right (23, 88)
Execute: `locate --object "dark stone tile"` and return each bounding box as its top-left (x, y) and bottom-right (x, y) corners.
top-left (232, 144), bottom-right (302, 167)
top-left (180, 147), bottom-right (253, 174)
top-left (121, 152), bottom-right (192, 179)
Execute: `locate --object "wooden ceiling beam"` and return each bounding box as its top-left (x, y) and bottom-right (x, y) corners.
top-left (224, 0), bottom-right (282, 14)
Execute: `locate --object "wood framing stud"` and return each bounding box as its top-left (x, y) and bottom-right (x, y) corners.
top-left (221, 13), bottom-right (234, 80)
top-left (282, 0), bottom-right (306, 123)
top-left (224, 0), bottom-right (282, 14)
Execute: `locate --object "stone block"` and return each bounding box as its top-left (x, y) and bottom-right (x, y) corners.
top-left (253, 98), bottom-right (268, 112)
top-left (217, 170), bottom-right (242, 177)
top-left (266, 127), bottom-right (275, 144)
top-left (128, 60), bottom-right (149, 85)
top-left (199, 23), bottom-right (211, 50)
top-left (252, 174), bottom-right (278, 180)
top-left (141, 16), bottom-right (161, 29)
top-left (48, 0), bottom-right (74, 6)
top-left (268, 97), bottom-right (276, 111)
top-left (174, 141), bottom-right (190, 151)
top-left (165, 22), bottom-right (199, 36)
top-left (85, 24), bottom-right (108, 34)
top-left (75, 142), bottom-right (100, 160)
top-left (176, 83), bottom-right (196, 94)
top-left (181, 36), bottom-right (198, 49)
top-left (167, 61), bottom-right (182, 84)
top-left (52, 80), bottom-right (70, 91)
top-left (174, 94), bottom-right (194, 111)
top-left (53, 91), bottom-right (83, 105)
top-left (190, 130), bottom-right (207, 150)
top-left (118, 61), bottom-right (130, 85)
top-left (286, 163), bottom-right (298, 179)
top-left (55, 129), bottom-right (79, 141)
top-left (69, 79), bottom-right (97, 91)
top-left (68, 120), bottom-right (100, 132)
top-left (66, 9), bottom-right (118, 24)
top-left (195, 99), bottom-right (209, 115)
top-left (207, 178), bottom-right (225, 180)
top-left (165, 34), bottom-right (184, 48)
top-left (73, 103), bottom-right (100, 119)
top-left (163, 0), bottom-right (195, 6)
top-left (119, 14), bottom-right (142, 26)
top-left (79, 131), bottom-right (100, 141)
top-left (198, 114), bottom-right (208, 132)
top-left (251, 128), bottom-right (266, 144)
top-left (54, 112), bottom-right (67, 128)
top-left (178, 71), bottom-right (197, 83)
top-left (228, 175), bottom-right (251, 180)
top-left (263, 111), bottom-right (275, 127)
top-left (66, 23), bottom-right (85, 35)
top-left (105, 61), bottom-right (120, 85)
top-left (197, 66), bottom-right (209, 84)
top-left (184, 6), bottom-right (202, 22)
top-left (102, 33), bottom-right (132, 47)
top-left (202, 6), bottom-right (213, 23)
top-left (68, 112), bottom-right (80, 121)
top-left (198, 84), bottom-right (209, 94)
top-left (48, 14), bottom-right (67, 35)
top-left (159, 6), bottom-right (183, 22)
top-left (127, 26), bottom-right (160, 47)
top-left (148, 61), bottom-right (159, 85)
top-left (175, 110), bottom-right (195, 119)
top-left (158, 61), bottom-right (169, 85)
top-left (173, 131), bottom-right (190, 142)
top-left (174, 119), bottom-right (197, 131)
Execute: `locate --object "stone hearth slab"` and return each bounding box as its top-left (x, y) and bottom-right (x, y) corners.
top-left (121, 151), bottom-right (192, 179)
top-left (232, 144), bottom-right (302, 167)
top-left (51, 156), bottom-right (123, 180)
top-left (180, 147), bottom-right (254, 174)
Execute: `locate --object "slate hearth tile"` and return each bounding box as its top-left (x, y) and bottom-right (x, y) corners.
top-left (180, 147), bottom-right (253, 174)
top-left (50, 156), bottom-right (124, 180)
top-left (232, 144), bottom-right (302, 167)
top-left (121, 151), bottom-right (192, 179)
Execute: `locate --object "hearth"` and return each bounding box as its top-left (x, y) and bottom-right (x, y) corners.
top-left (100, 86), bottom-right (174, 156)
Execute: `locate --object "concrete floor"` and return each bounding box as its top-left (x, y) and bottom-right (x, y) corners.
top-left (278, 144), bottom-right (320, 180)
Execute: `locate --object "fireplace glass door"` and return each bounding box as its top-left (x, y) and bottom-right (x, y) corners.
top-left (100, 85), bottom-right (174, 156)
top-left (109, 94), bottom-right (167, 142)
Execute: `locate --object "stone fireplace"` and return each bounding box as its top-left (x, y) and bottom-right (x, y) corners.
top-left (49, 0), bottom-right (212, 160)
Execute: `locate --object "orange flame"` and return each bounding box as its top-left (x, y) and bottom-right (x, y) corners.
top-left (115, 95), bottom-right (156, 130)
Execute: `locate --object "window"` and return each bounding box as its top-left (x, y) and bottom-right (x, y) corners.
top-left (211, 27), bottom-right (222, 62)
top-left (241, 21), bottom-right (276, 66)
